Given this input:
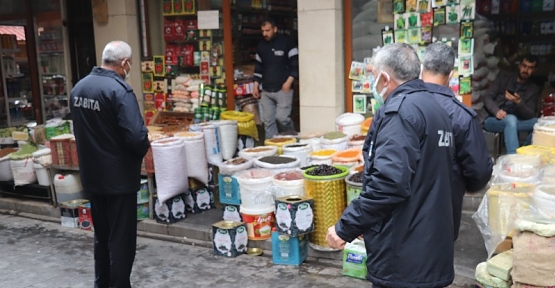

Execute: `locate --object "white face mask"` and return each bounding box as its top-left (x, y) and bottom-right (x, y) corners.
top-left (123, 60), bottom-right (131, 81)
top-left (372, 71), bottom-right (389, 106)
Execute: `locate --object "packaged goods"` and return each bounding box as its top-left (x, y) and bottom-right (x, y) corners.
top-left (486, 250), bottom-right (513, 281)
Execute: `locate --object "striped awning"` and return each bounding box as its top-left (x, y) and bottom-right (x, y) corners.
top-left (0, 26), bottom-right (26, 41)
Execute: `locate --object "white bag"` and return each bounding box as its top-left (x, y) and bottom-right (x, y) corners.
top-left (282, 143), bottom-right (312, 167)
top-left (0, 155), bottom-right (13, 181)
top-left (151, 137), bottom-right (189, 203)
top-left (200, 123), bottom-right (223, 165)
top-left (10, 158), bottom-right (37, 186)
top-left (212, 120), bottom-right (238, 161)
top-left (218, 157), bottom-right (254, 175)
top-left (254, 155), bottom-right (301, 175)
top-left (175, 132), bottom-right (209, 185)
top-left (238, 146), bottom-right (278, 160)
top-left (273, 170), bottom-right (305, 198)
top-left (321, 136), bottom-right (349, 152)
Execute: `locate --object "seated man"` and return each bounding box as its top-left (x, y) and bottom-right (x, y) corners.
top-left (482, 55), bottom-right (540, 154)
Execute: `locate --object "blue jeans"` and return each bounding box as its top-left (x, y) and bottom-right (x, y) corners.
top-left (484, 115), bottom-right (538, 154)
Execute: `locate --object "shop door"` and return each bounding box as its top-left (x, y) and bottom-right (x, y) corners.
top-left (0, 21), bottom-right (36, 127)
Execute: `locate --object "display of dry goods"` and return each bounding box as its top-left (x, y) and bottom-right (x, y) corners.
top-left (300, 165), bottom-right (318, 170)
top-left (323, 131), bottom-right (346, 140)
top-left (0, 147), bottom-right (17, 158)
top-left (349, 171), bottom-right (364, 183)
top-left (306, 165), bottom-right (344, 176)
top-left (225, 157), bottom-right (248, 165)
top-left (286, 144), bottom-right (308, 148)
top-left (158, 115), bottom-right (190, 126)
top-left (268, 137), bottom-right (295, 143)
top-left (258, 156), bottom-right (296, 165)
top-left (274, 171), bottom-right (304, 181)
top-left (245, 147), bottom-right (272, 153)
top-left (350, 134), bottom-right (366, 141)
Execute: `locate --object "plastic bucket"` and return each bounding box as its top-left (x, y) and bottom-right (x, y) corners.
top-left (303, 165), bottom-right (349, 251)
top-left (282, 143), bottom-right (312, 167)
top-left (345, 173), bottom-right (363, 205)
top-left (236, 169), bottom-right (275, 209)
top-left (240, 205), bottom-right (275, 240)
top-left (33, 162), bottom-right (51, 186)
top-left (273, 171), bottom-right (305, 198)
top-left (336, 113), bottom-right (365, 137)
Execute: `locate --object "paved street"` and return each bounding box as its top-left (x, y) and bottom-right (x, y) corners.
top-left (0, 213), bottom-right (481, 287)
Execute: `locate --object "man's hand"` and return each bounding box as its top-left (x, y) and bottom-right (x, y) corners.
top-left (326, 226), bottom-right (346, 250)
top-left (252, 85), bottom-right (260, 99)
top-left (282, 76), bottom-right (294, 93)
top-left (496, 109), bottom-right (507, 120)
top-left (505, 91), bottom-right (521, 105)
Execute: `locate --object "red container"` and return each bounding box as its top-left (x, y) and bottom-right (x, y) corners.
top-left (78, 203), bottom-right (93, 231)
top-left (543, 93), bottom-right (555, 117)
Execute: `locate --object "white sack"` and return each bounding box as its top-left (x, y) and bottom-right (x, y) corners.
top-left (152, 137), bottom-right (189, 203)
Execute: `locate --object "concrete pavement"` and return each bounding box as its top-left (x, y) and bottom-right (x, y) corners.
top-left (0, 213), bottom-right (482, 287)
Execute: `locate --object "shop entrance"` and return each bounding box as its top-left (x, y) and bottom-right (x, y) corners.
top-left (0, 20), bottom-right (35, 127)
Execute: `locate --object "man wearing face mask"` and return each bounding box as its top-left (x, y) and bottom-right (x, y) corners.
top-left (326, 43), bottom-right (456, 287)
top-left (421, 43), bottom-right (493, 241)
top-left (70, 41), bottom-right (150, 288)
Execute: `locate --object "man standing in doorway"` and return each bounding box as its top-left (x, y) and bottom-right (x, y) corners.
top-left (482, 55), bottom-right (540, 154)
top-left (71, 41), bottom-right (150, 288)
top-left (253, 18), bottom-right (299, 139)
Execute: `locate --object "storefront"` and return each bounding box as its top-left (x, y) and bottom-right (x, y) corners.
top-left (137, 0), bottom-right (300, 139)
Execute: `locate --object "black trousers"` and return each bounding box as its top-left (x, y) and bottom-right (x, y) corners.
top-left (90, 193), bottom-right (137, 288)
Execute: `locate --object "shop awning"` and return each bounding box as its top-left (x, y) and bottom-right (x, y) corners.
top-left (0, 26), bottom-right (26, 41)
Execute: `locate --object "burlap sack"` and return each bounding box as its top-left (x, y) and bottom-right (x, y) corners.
top-left (511, 231), bottom-right (555, 286)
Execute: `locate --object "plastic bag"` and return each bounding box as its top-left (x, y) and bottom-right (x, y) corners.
top-left (221, 110), bottom-right (258, 140)
top-left (151, 137), bottom-right (189, 203)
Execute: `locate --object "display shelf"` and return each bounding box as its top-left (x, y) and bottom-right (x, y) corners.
top-left (41, 73), bottom-right (65, 76)
top-left (0, 48), bottom-right (21, 54)
top-left (5, 73), bottom-right (24, 78)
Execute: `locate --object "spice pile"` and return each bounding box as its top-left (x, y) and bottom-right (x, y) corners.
top-left (349, 172), bottom-right (364, 183)
top-left (225, 157), bottom-right (248, 165)
top-left (0, 147), bottom-right (17, 158)
top-left (258, 156), bottom-right (296, 165)
top-left (306, 164), bottom-right (344, 176)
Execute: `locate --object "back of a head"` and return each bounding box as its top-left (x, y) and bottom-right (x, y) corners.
top-left (422, 43), bottom-right (455, 77)
top-left (372, 43), bottom-right (421, 82)
top-left (102, 41), bottom-right (132, 66)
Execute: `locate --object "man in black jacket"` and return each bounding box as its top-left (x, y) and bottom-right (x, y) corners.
top-left (327, 43), bottom-right (455, 287)
top-left (252, 18), bottom-right (299, 139)
top-left (422, 43), bottom-right (493, 241)
top-left (70, 41), bottom-right (150, 288)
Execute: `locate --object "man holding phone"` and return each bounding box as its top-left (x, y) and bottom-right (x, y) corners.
top-left (482, 55), bottom-right (540, 154)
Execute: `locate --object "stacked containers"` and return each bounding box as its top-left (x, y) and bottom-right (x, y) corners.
top-left (303, 165), bottom-right (349, 251)
top-left (218, 157), bottom-right (254, 222)
top-left (236, 168), bottom-right (275, 241)
top-left (272, 195), bottom-right (313, 266)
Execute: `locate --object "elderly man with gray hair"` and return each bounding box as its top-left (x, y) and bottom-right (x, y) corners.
top-left (421, 42), bottom-right (493, 242)
top-left (71, 40), bottom-right (150, 288)
top-left (326, 43), bottom-right (456, 287)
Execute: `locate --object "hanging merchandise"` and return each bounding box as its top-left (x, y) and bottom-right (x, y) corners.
top-left (199, 123), bottom-right (223, 165)
top-left (151, 137), bottom-right (189, 204)
top-left (175, 131), bottom-right (209, 185)
top-left (211, 120), bottom-right (238, 161)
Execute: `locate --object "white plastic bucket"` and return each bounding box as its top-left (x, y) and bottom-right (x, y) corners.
top-left (533, 185), bottom-right (555, 218)
top-left (273, 171), bottom-right (305, 198)
top-left (33, 162), bottom-right (51, 186)
top-left (236, 168), bottom-right (275, 209)
top-left (282, 143), bottom-right (312, 167)
top-left (336, 113), bottom-right (365, 137)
